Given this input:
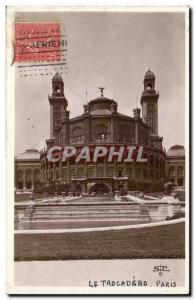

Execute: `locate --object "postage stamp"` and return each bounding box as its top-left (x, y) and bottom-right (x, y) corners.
top-left (6, 6), bottom-right (190, 295)
top-left (14, 22), bottom-right (64, 62)
top-left (13, 22), bottom-right (67, 77)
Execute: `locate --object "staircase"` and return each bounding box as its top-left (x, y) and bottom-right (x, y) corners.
top-left (17, 202), bottom-right (168, 223)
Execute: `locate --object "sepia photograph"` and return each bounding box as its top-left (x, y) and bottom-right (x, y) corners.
top-left (6, 6), bottom-right (189, 294)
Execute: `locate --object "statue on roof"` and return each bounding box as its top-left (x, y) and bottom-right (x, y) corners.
top-left (99, 87), bottom-right (105, 97)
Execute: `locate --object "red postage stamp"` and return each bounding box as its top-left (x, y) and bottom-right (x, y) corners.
top-left (14, 22), bottom-right (62, 62)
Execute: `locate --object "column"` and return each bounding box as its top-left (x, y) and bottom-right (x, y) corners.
top-left (67, 160), bottom-right (70, 180)
top-left (84, 161), bottom-right (87, 179)
top-left (23, 170), bottom-right (26, 190)
top-left (53, 162), bottom-right (56, 180)
top-left (142, 102), bottom-right (147, 123)
top-left (114, 159), bottom-right (117, 177)
top-left (81, 181), bottom-right (87, 194)
top-left (50, 104), bottom-right (54, 137)
top-left (154, 102), bottom-right (158, 135)
top-left (95, 163), bottom-right (98, 177)
top-left (47, 163), bottom-right (50, 183)
top-left (71, 181), bottom-right (76, 194)
top-left (113, 159), bottom-right (117, 191)
top-left (104, 156), bottom-right (107, 177)
top-left (135, 121), bottom-right (139, 144)
top-left (59, 161), bottom-right (62, 181)
top-left (123, 161), bottom-right (127, 177)
top-left (124, 179), bottom-right (128, 191)
top-left (32, 170), bottom-right (34, 190)
top-left (111, 117), bottom-right (114, 143)
top-left (133, 161), bottom-right (136, 179)
top-left (75, 162), bottom-right (78, 178)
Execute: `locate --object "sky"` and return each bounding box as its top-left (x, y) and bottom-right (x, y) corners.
top-left (15, 11), bottom-right (186, 155)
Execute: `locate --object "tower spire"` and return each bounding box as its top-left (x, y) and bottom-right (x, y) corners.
top-left (49, 73), bottom-right (68, 139)
top-left (140, 69), bottom-right (159, 135)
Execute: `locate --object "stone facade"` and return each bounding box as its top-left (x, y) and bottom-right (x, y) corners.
top-left (165, 145), bottom-right (185, 188)
top-left (40, 70), bottom-right (166, 193)
top-left (15, 149), bottom-right (41, 191)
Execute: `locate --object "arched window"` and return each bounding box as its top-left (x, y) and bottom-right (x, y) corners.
top-left (169, 166), bottom-right (175, 177)
top-left (143, 169), bottom-right (148, 178)
top-left (25, 169), bottom-right (32, 189)
top-left (177, 166), bottom-right (184, 176)
top-left (17, 170), bottom-right (23, 189)
top-left (118, 170), bottom-right (122, 177)
top-left (156, 157), bottom-right (159, 168)
top-left (93, 124), bottom-right (110, 141)
top-left (147, 82), bottom-right (153, 90)
top-left (143, 152), bottom-right (148, 164)
top-left (150, 155), bottom-right (154, 167)
top-left (78, 167), bottom-right (84, 178)
top-left (59, 131), bottom-right (65, 146)
top-left (118, 124), bottom-right (131, 142)
top-left (17, 170), bottom-right (23, 180)
top-left (25, 169), bottom-right (32, 180)
top-left (55, 85), bottom-right (61, 93)
top-left (71, 126), bottom-right (83, 143)
top-left (159, 158), bottom-right (163, 168)
top-left (34, 169), bottom-right (41, 182)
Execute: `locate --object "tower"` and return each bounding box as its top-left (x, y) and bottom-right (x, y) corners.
top-left (48, 73), bottom-right (68, 140)
top-left (140, 69), bottom-right (159, 135)
top-left (133, 107), bottom-right (141, 119)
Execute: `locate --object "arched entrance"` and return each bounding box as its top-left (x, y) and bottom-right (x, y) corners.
top-left (90, 183), bottom-right (110, 194)
top-left (76, 182), bottom-right (81, 193)
top-left (118, 183), bottom-right (125, 194)
top-left (60, 183), bottom-right (70, 195)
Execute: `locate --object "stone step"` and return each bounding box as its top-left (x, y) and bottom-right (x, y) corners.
top-left (18, 216), bottom-right (163, 222)
top-left (18, 201), bottom-right (169, 222)
top-left (31, 213), bottom-right (150, 219)
top-left (31, 216), bottom-right (151, 221)
top-left (19, 211), bottom-right (166, 219)
top-left (18, 213), bottom-right (163, 218)
top-left (33, 209), bottom-right (140, 215)
top-left (33, 206), bottom-right (140, 211)
top-left (32, 209), bottom-right (142, 214)
top-left (32, 211), bottom-right (144, 216)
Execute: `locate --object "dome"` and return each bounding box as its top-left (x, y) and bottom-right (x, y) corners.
top-left (166, 145), bottom-right (185, 158)
top-left (89, 96), bottom-right (115, 104)
top-left (52, 72), bottom-right (63, 82)
top-left (16, 149), bottom-right (40, 160)
top-left (88, 97), bottom-right (117, 115)
top-left (144, 69), bottom-right (155, 79)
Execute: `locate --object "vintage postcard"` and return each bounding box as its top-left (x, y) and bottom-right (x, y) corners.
top-left (6, 6), bottom-right (190, 295)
